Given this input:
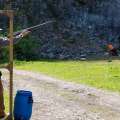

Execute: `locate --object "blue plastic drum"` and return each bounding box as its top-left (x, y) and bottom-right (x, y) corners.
top-left (14, 90), bottom-right (33, 120)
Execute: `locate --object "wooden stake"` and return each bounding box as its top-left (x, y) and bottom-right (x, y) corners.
top-left (8, 10), bottom-right (13, 120)
top-left (0, 10), bottom-right (14, 120)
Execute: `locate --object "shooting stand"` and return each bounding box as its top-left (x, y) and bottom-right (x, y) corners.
top-left (0, 10), bottom-right (14, 120)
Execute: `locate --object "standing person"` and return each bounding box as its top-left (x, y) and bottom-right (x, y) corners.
top-left (0, 30), bottom-right (30, 119)
top-left (107, 44), bottom-right (118, 56)
top-left (0, 71), bottom-right (5, 119)
top-left (0, 21), bottom-right (55, 119)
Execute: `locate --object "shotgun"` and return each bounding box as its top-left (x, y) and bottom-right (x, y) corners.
top-left (0, 20), bottom-right (56, 46)
top-left (13, 20), bottom-right (56, 37)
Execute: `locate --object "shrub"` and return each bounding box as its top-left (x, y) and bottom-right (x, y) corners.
top-left (14, 35), bottom-right (39, 61)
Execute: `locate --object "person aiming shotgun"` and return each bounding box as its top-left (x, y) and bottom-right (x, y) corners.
top-left (0, 20), bottom-right (55, 119)
top-left (0, 20), bottom-right (55, 46)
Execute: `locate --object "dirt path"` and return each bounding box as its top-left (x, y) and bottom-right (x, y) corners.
top-left (1, 69), bottom-right (120, 120)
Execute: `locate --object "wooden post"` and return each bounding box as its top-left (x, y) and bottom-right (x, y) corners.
top-left (8, 10), bottom-right (13, 120)
top-left (0, 10), bottom-right (14, 120)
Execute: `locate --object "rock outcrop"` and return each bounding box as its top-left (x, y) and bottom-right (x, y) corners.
top-left (0, 0), bottom-right (120, 59)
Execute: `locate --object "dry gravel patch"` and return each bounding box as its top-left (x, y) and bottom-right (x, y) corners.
top-left (1, 69), bottom-right (120, 120)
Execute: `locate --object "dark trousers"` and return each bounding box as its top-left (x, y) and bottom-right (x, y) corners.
top-left (0, 79), bottom-right (5, 118)
top-left (110, 48), bottom-right (118, 56)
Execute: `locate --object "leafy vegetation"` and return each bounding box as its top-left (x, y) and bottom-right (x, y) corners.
top-left (15, 60), bottom-right (120, 92)
top-left (4, 91), bottom-right (9, 113)
top-left (0, 47), bottom-right (9, 63)
top-left (14, 36), bottom-right (39, 61)
top-left (0, 35), bottom-right (39, 63)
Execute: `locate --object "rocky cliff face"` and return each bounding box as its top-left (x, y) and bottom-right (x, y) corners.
top-left (0, 0), bottom-right (120, 59)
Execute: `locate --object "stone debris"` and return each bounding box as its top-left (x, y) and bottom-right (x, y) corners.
top-left (1, 69), bottom-right (120, 120)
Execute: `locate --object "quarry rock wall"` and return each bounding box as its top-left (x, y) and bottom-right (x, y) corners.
top-left (0, 0), bottom-right (120, 59)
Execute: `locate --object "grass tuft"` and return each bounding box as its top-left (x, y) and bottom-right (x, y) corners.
top-left (15, 60), bottom-right (120, 92)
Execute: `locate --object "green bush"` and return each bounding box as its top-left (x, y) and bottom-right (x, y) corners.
top-left (0, 47), bottom-right (9, 63)
top-left (0, 35), bottom-right (39, 63)
top-left (14, 35), bottom-right (39, 61)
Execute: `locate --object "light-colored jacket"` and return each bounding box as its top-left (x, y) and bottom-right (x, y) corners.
top-left (0, 33), bottom-right (24, 47)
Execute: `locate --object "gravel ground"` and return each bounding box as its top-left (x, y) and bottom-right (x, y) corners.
top-left (1, 69), bottom-right (120, 120)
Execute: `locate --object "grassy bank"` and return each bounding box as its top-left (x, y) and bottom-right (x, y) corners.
top-left (4, 91), bottom-right (9, 113)
top-left (15, 60), bottom-right (120, 92)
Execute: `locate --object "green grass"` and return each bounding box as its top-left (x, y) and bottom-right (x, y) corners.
top-left (4, 91), bottom-right (9, 113)
top-left (15, 60), bottom-right (120, 92)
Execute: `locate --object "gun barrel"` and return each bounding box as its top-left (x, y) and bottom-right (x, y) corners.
top-left (13, 20), bottom-right (56, 36)
top-left (27, 20), bottom-right (56, 31)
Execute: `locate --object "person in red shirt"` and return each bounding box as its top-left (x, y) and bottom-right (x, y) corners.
top-left (107, 44), bottom-right (118, 56)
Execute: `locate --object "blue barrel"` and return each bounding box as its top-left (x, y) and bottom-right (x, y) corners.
top-left (14, 90), bottom-right (33, 120)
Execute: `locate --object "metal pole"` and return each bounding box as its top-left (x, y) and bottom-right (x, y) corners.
top-left (8, 10), bottom-right (14, 120)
